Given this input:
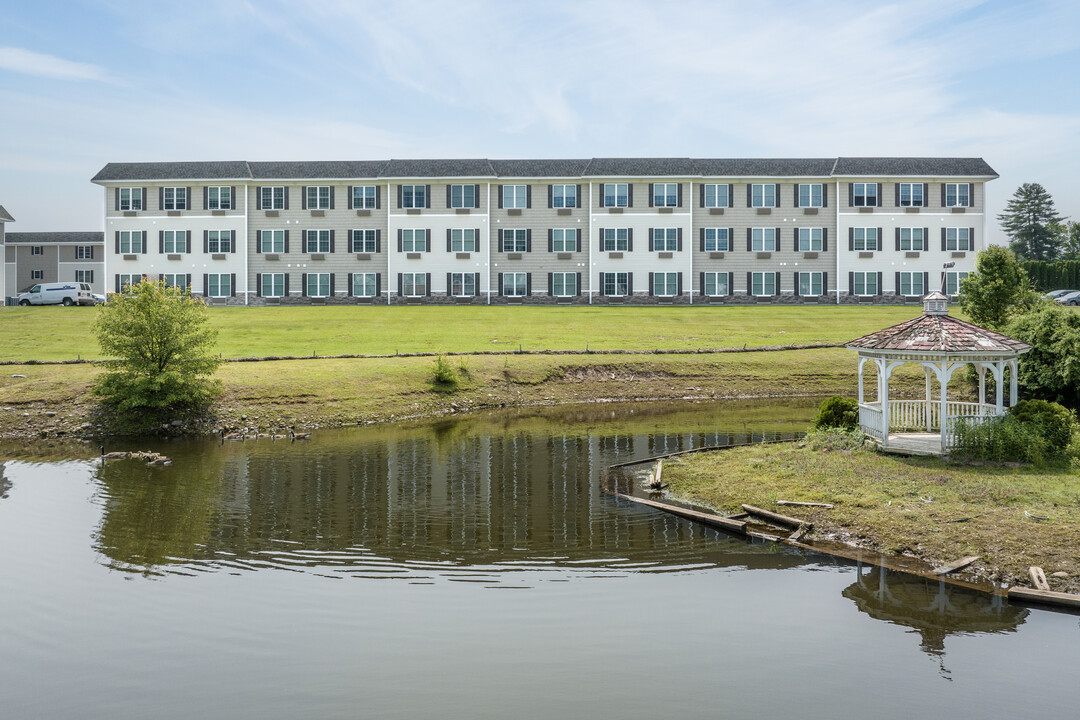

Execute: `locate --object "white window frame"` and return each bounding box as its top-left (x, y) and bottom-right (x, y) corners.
top-left (945, 271), bottom-right (970, 296)
top-left (402, 272), bottom-right (426, 297)
top-left (502, 228), bottom-right (527, 253)
top-left (118, 274), bottom-right (139, 290)
top-left (653, 228), bottom-right (678, 252)
top-left (703, 228), bottom-right (729, 252)
top-left (751, 184), bottom-right (776, 208)
top-left (798, 184), bottom-right (823, 208)
top-left (945, 183), bottom-right (971, 208)
top-left (703, 272), bottom-right (728, 297)
top-left (401, 185), bottom-right (426, 209)
top-left (76, 245), bottom-right (94, 259)
top-left (261, 186), bottom-right (285, 210)
top-left (260, 229), bottom-right (285, 254)
top-left (602, 228), bottom-right (629, 252)
top-left (551, 229), bottom-right (577, 253)
top-left (31, 269), bottom-right (44, 280)
top-left (552, 184), bottom-right (577, 209)
top-left (853, 272), bottom-right (877, 296)
top-left (262, 273), bottom-right (285, 298)
top-left (653, 272), bottom-right (678, 296)
top-left (306, 229), bottom-right (331, 254)
top-left (799, 271), bottom-right (823, 297)
top-left (401, 229), bottom-right (426, 253)
top-left (119, 187), bottom-right (143, 211)
top-left (853, 228), bottom-right (878, 252)
top-left (703, 184), bottom-right (728, 208)
top-left (75, 269), bottom-right (94, 284)
top-left (751, 271), bottom-right (776, 297)
top-left (450, 272), bottom-right (476, 297)
top-left (306, 186), bottom-right (331, 210)
top-left (503, 272), bottom-right (527, 297)
top-left (162, 187), bottom-right (188, 211)
top-left (450, 184), bottom-right (476, 209)
top-left (853, 183), bottom-right (877, 207)
top-left (306, 272), bottom-right (330, 298)
top-left (118, 231), bottom-right (142, 254)
top-left (797, 227), bottom-right (823, 252)
top-left (162, 230), bottom-right (185, 254)
top-left (898, 183), bottom-right (924, 207)
top-left (945, 228), bottom-right (972, 252)
top-left (899, 228), bottom-right (926, 252)
top-left (502, 185), bottom-right (528, 209)
top-left (352, 272), bottom-right (377, 298)
top-left (653, 183), bottom-right (679, 208)
top-left (603, 272), bottom-right (629, 297)
top-left (751, 228), bottom-right (776, 252)
top-left (163, 273), bottom-right (187, 290)
top-left (207, 273), bottom-right (232, 298)
top-left (551, 272), bottom-right (577, 297)
top-left (207, 230), bottom-right (232, 254)
top-left (31, 245), bottom-right (43, 255)
top-left (206, 186), bottom-right (232, 210)
top-left (899, 272), bottom-right (925, 297)
top-left (450, 229), bottom-right (476, 253)
top-left (353, 185), bottom-right (377, 210)
top-left (603, 183), bottom-right (629, 208)
top-left (352, 229), bottom-right (377, 254)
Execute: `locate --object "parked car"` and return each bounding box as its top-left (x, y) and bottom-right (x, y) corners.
top-left (17, 282), bottom-right (95, 306)
top-left (1045, 289), bottom-right (1078, 300)
top-left (92, 293), bottom-right (107, 305)
top-left (1056, 290), bottom-right (1080, 306)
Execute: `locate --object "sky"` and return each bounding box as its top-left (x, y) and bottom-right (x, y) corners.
top-left (1, 0), bottom-right (1079, 242)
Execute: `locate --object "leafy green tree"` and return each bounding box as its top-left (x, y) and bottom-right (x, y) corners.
top-left (93, 280), bottom-right (222, 413)
top-left (997, 183), bottom-right (1065, 261)
top-left (1006, 303), bottom-right (1080, 409)
top-left (1053, 220), bottom-right (1080, 261)
top-left (958, 246), bottom-right (1039, 330)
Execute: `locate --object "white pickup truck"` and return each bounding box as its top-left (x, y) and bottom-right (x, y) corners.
top-left (17, 282), bottom-right (95, 306)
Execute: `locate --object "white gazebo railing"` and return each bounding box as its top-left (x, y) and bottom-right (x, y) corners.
top-left (859, 400), bottom-right (999, 448)
top-left (943, 413), bottom-right (998, 449)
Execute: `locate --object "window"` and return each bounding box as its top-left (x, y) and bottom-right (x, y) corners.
top-left (76, 269), bottom-right (94, 283)
top-left (306, 186), bottom-right (331, 209)
top-left (401, 229), bottom-right (426, 252)
top-left (603, 183), bottom-right (629, 208)
top-left (853, 183), bottom-right (877, 207)
top-left (450, 229), bottom-right (476, 253)
top-left (899, 228), bottom-right (926, 251)
top-left (160, 231), bottom-right (182, 253)
top-left (449, 184), bottom-right (476, 209)
top-left (502, 185), bottom-right (528, 209)
top-left (652, 228), bottom-right (678, 252)
top-left (401, 185), bottom-right (426, 209)
top-left (703, 228), bottom-right (729, 252)
top-left (551, 272), bottom-right (577, 297)
top-left (702, 184), bottom-right (729, 208)
top-left (352, 273), bottom-right (377, 298)
top-left (207, 273), bottom-right (232, 297)
top-left (163, 274), bottom-right (187, 290)
top-left (853, 228), bottom-right (878, 251)
top-left (261, 273), bottom-right (285, 298)
top-left (450, 273), bottom-right (476, 297)
top-left (853, 272), bottom-right (877, 296)
top-left (751, 184), bottom-right (776, 208)
top-left (652, 183), bottom-right (679, 207)
top-left (798, 184), bottom-right (823, 208)
top-left (31, 270), bottom-right (43, 280)
top-left (306, 230), bottom-right (331, 253)
top-left (261, 186), bottom-right (285, 210)
top-left (898, 183), bottom-right (924, 207)
top-left (602, 228), bottom-right (629, 252)
top-left (799, 272), bottom-right (823, 297)
top-left (162, 187), bottom-right (188, 211)
top-left (502, 229), bottom-right (528, 253)
top-left (306, 272), bottom-right (330, 297)
top-left (945, 271), bottom-right (970, 296)
top-left (751, 272), bottom-right (776, 296)
top-left (118, 274), bottom-right (139, 290)
top-left (31, 245), bottom-right (43, 255)
top-left (352, 229), bottom-right (377, 253)
top-left (751, 228), bottom-right (776, 252)
top-left (945, 228), bottom-right (972, 251)
top-left (206, 186), bottom-right (232, 210)
top-left (352, 185), bottom-right (377, 210)
top-left (207, 230), bottom-right (232, 254)
top-left (944, 183), bottom-right (971, 208)
top-left (652, 272), bottom-right (679, 296)
top-left (76, 245), bottom-right (94, 259)
top-left (551, 184), bottom-right (577, 208)
top-left (899, 272), bottom-right (925, 296)
top-left (603, 272), bottom-right (629, 296)
top-left (551, 229), bottom-right (577, 252)
top-left (260, 230), bottom-right (285, 254)
top-left (402, 272), bottom-right (427, 296)
top-left (797, 228), bottom-right (823, 252)
top-left (703, 272), bottom-right (729, 296)
top-left (502, 272), bottom-right (528, 297)
top-left (118, 231), bottom-right (143, 254)
top-left (119, 187), bottom-right (143, 211)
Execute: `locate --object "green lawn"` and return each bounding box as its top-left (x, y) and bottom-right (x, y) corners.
top-left (0, 305), bottom-right (927, 361)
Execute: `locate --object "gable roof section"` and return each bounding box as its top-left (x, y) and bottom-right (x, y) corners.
top-left (0, 205), bottom-right (13, 222)
top-left (92, 161), bottom-right (251, 182)
top-left (6, 232), bottom-right (105, 244)
top-left (584, 157), bottom-right (695, 177)
top-left (833, 157), bottom-right (998, 178)
top-left (846, 314), bottom-right (1030, 354)
top-left (489, 159), bottom-right (591, 178)
top-left (382, 158), bottom-right (495, 178)
top-left (247, 160), bottom-right (389, 179)
top-left (695, 158), bottom-right (836, 177)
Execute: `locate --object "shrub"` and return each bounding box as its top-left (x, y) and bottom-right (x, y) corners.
top-left (813, 396), bottom-right (859, 430)
top-left (429, 353), bottom-right (459, 391)
top-left (806, 427), bottom-right (868, 451)
top-left (1007, 399), bottom-right (1078, 451)
top-left (951, 409), bottom-right (1075, 466)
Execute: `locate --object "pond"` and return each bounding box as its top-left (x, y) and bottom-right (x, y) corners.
top-left (1, 399), bottom-right (1077, 719)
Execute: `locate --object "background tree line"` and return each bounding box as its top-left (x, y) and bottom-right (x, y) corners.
top-left (998, 182), bottom-right (1080, 264)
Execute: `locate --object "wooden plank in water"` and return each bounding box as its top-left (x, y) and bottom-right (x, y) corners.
top-left (787, 524), bottom-right (810, 543)
top-left (654, 460), bottom-right (663, 487)
top-left (741, 504), bottom-right (806, 529)
top-left (777, 500), bottom-right (834, 509)
top-left (613, 492), bottom-right (747, 534)
top-left (932, 555), bottom-right (980, 575)
top-left (1029, 566), bottom-right (1050, 591)
top-left (1008, 587), bottom-right (1080, 609)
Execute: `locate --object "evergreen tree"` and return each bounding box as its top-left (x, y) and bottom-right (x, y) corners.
top-left (997, 183), bottom-right (1064, 261)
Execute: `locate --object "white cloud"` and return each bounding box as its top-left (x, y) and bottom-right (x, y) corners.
top-left (0, 46), bottom-right (109, 82)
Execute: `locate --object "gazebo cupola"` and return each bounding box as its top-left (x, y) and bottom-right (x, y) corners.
top-left (845, 292), bottom-right (1031, 455)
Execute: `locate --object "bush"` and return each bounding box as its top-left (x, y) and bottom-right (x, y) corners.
top-left (952, 405), bottom-right (1077, 466)
top-left (813, 396), bottom-right (859, 430)
top-left (1007, 399), bottom-right (1078, 451)
top-left (806, 427), bottom-right (867, 451)
top-left (429, 353), bottom-right (460, 391)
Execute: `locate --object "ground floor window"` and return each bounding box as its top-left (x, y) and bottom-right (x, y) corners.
top-left (602, 272), bottom-right (629, 296)
top-left (401, 272), bottom-right (427, 297)
top-left (306, 272), bottom-right (331, 297)
top-left (261, 273), bottom-right (285, 298)
top-left (652, 272), bottom-right (679, 296)
top-left (551, 272), bottom-right (577, 297)
top-left (945, 271), bottom-right (970, 296)
top-left (163, 273), bottom-right (187, 290)
top-left (751, 271), bottom-right (776, 296)
top-left (352, 272), bottom-right (377, 298)
top-left (75, 269), bottom-right (94, 284)
top-left (502, 272), bottom-right (528, 297)
top-left (899, 271), bottom-right (925, 296)
top-left (116, 274), bottom-right (139, 291)
top-left (799, 272), bottom-right (823, 297)
top-left (206, 273), bottom-right (232, 297)
top-left (852, 272), bottom-right (878, 296)
top-left (703, 272), bottom-right (729, 296)
top-left (450, 272), bottom-right (476, 297)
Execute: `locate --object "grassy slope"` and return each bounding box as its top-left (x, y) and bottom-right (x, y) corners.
top-left (662, 443), bottom-right (1080, 593)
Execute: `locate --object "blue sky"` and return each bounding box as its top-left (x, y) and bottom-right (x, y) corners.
top-left (2, 0), bottom-right (1078, 242)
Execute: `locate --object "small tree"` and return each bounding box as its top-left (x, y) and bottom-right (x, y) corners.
top-left (1006, 303), bottom-right (1080, 409)
top-left (93, 280), bottom-right (222, 412)
top-left (997, 183), bottom-right (1065, 261)
top-left (959, 246), bottom-right (1039, 331)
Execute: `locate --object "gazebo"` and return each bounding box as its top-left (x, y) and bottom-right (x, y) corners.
top-left (846, 291), bottom-right (1031, 455)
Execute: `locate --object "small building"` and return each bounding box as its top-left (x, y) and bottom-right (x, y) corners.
top-left (4, 232), bottom-right (105, 301)
top-left (846, 291), bottom-right (1031, 455)
top-left (0, 205), bottom-right (12, 303)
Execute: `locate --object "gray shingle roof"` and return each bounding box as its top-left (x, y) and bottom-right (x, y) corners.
top-left (5, 232), bottom-right (104, 244)
top-left (489, 159), bottom-right (591, 178)
top-left (694, 158), bottom-right (837, 177)
top-left (92, 161), bottom-right (251, 182)
top-left (247, 160), bottom-right (390, 179)
top-left (583, 158), bottom-right (695, 177)
top-left (381, 159), bottom-right (495, 178)
top-left (833, 157), bottom-right (998, 177)
top-left (0, 205), bottom-right (13, 222)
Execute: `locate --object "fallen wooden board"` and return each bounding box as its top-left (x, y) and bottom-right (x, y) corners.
top-left (777, 500), bottom-right (834, 509)
top-left (1007, 587), bottom-right (1080, 609)
top-left (1029, 566), bottom-right (1050, 591)
top-left (932, 555), bottom-right (980, 575)
top-left (613, 492), bottom-right (747, 534)
top-left (741, 504), bottom-right (806, 529)
top-left (787, 524), bottom-right (810, 543)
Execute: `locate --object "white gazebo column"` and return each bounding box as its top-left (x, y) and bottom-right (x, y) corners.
top-left (923, 367), bottom-right (934, 431)
top-left (857, 357), bottom-right (866, 405)
top-left (877, 357), bottom-right (890, 447)
top-left (976, 364), bottom-right (987, 409)
top-left (992, 362), bottom-right (1005, 414)
top-left (1009, 359), bottom-right (1019, 408)
top-left (937, 361), bottom-right (949, 449)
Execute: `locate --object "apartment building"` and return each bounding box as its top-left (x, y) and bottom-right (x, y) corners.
top-left (4, 232), bottom-right (105, 300)
top-left (91, 157), bottom-right (996, 306)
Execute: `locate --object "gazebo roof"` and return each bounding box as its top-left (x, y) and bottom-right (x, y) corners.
top-left (847, 294), bottom-right (1031, 355)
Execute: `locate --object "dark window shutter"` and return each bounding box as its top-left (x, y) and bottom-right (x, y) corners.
top-left (159, 187), bottom-right (164, 210)
top-left (627, 272), bottom-right (633, 295)
top-left (526, 185), bottom-right (532, 209)
top-left (548, 228), bottom-right (553, 253)
top-left (397, 273), bottom-right (402, 296)
top-left (699, 272), bottom-right (705, 295)
top-left (923, 271), bottom-right (929, 294)
top-left (876, 271), bottom-right (882, 294)
top-left (497, 185), bottom-right (503, 209)
top-left (203, 274), bottom-right (208, 296)
top-left (849, 272), bottom-right (854, 295)
top-left (627, 184), bottom-right (633, 207)
top-left (498, 229), bottom-right (504, 253)
top-left (526, 273), bottom-right (532, 296)
top-left (648, 272), bottom-right (654, 296)
top-left (576, 272), bottom-right (581, 296)
top-left (746, 272), bottom-right (752, 294)
top-left (627, 228), bottom-right (633, 252)
top-left (966, 184), bottom-right (973, 207)
top-left (114, 274), bottom-right (120, 293)
top-left (548, 272), bottom-right (553, 296)
top-left (677, 183), bottom-right (683, 207)
top-left (446, 272), bottom-right (452, 294)
top-left (576, 184), bottom-right (582, 208)
top-left (823, 185), bottom-right (828, 207)
top-left (348, 273), bottom-right (354, 297)
top-left (230, 230), bottom-right (236, 253)
top-left (728, 272), bottom-right (733, 295)
top-left (229, 186), bottom-right (236, 210)
top-left (940, 184), bottom-right (946, 207)
top-left (746, 228), bottom-right (752, 251)
top-left (185, 231), bottom-right (191, 254)
top-left (257, 274), bottom-right (263, 298)
top-left (526, 229), bottom-right (532, 253)
top-left (794, 272), bottom-right (800, 296)
top-left (329, 230), bottom-right (335, 254)
top-left (425, 229), bottom-right (431, 252)
top-left (648, 183), bottom-right (654, 208)
top-left (822, 228), bottom-right (828, 252)
top-left (823, 272), bottom-right (828, 295)
top-left (284, 187), bottom-right (290, 210)
top-left (376, 273), bottom-right (381, 297)
top-left (774, 227), bottom-right (781, 252)
top-left (774, 271), bottom-right (781, 296)
top-left (447, 229), bottom-right (452, 252)
top-left (895, 228), bottom-right (901, 251)
top-left (699, 184), bottom-right (705, 208)
top-left (699, 227), bottom-right (705, 252)
top-left (348, 186), bottom-right (354, 210)
top-left (376, 186), bottom-right (381, 209)
top-left (677, 227), bottom-right (682, 251)
top-left (895, 183), bottom-right (900, 207)
top-left (159, 230), bottom-right (164, 254)
top-left (283, 230), bottom-right (289, 254)
top-left (203, 186), bottom-right (208, 210)
top-left (140, 231), bottom-right (147, 254)
top-left (598, 272), bottom-right (606, 297)
top-left (397, 185), bottom-right (402, 208)
top-left (302, 273), bottom-right (308, 297)
top-left (230, 273), bottom-right (236, 297)
top-left (848, 183), bottom-right (853, 206)
top-left (548, 184), bottom-right (553, 209)
top-left (284, 273), bottom-right (289, 296)
top-left (727, 183), bottom-right (734, 208)
top-left (498, 272), bottom-right (503, 296)
top-left (746, 183), bottom-right (752, 207)
top-left (876, 183), bottom-right (882, 207)
top-left (941, 227), bottom-right (947, 251)
top-left (329, 186), bottom-right (335, 210)
top-left (203, 230), bottom-right (209, 253)
top-left (397, 229), bottom-right (402, 252)
top-left (425, 185), bottom-right (430, 209)
top-left (895, 271), bottom-right (901, 295)
top-left (648, 229), bottom-right (654, 252)
top-left (794, 184), bottom-right (800, 208)
top-left (114, 188), bottom-right (119, 211)
top-left (375, 229), bottom-right (381, 253)
top-left (302, 186), bottom-right (308, 210)
top-left (774, 184), bottom-right (781, 207)
top-left (474, 184), bottom-right (480, 209)
top-left (472, 273), bottom-right (479, 295)
top-left (969, 226), bottom-right (975, 244)
top-left (446, 184), bottom-right (451, 209)
top-left (922, 183), bottom-right (928, 206)
top-left (256, 231), bottom-right (262, 254)
top-left (923, 227), bottom-right (929, 251)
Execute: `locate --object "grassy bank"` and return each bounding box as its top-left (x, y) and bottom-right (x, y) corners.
top-left (661, 442), bottom-right (1080, 594)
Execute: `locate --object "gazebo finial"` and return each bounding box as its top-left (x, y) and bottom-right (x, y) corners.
top-left (922, 290), bottom-right (949, 316)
